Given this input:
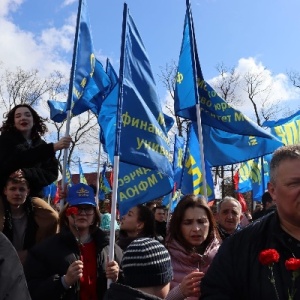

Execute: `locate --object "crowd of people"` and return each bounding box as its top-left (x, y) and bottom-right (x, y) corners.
top-left (0, 104), bottom-right (299, 300)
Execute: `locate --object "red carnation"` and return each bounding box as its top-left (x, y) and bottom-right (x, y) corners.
top-left (285, 258), bottom-right (300, 271)
top-left (259, 249), bottom-right (280, 266)
top-left (66, 207), bottom-right (78, 217)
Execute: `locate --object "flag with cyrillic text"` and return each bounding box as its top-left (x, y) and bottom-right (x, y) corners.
top-left (262, 110), bottom-right (300, 145)
top-left (181, 122), bottom-right (215, 201)
top-left (175, 0), bottom-right (284, 144)
top-left (66, 0), bottom-right (110, 116)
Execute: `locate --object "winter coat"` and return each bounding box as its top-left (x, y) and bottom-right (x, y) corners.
top-left (104, 283), bottom-right (164, 300)
top-left (24, 227), bottom-right (123, 300)
top-left (0, 130), bottom-right (58, 197)
top-left (0, 232), bottom-right (31, 300)
top-left (200, 211), bottom-right (300, 300)
top-left (167, 237), bottom-right (221, 300)
top-left (0, 196), bottom-right (59, 249)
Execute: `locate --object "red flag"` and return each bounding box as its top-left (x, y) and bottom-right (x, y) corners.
top-left (53, 186), bottom-right (60, 205)
top-left (108, 170), bottom-right (113, 188)
top-left (234, 170), bottom-right (247, 212)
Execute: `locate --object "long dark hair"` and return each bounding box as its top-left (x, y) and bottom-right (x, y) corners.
top-left (0, 104), bottom-right (48, 139)
top-left (119, 204), bottom-right (156, 238)
top-left (167, 194), bottom-right (219, 253)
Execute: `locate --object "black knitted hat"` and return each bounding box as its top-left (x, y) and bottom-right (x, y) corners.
top-left (122, 237), bottom-right (173, 288)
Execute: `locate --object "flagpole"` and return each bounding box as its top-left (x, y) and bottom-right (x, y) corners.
top-left (95, 137), bottom-right (102, 206)
top-left (107, 2), bottom-right (128, 288)
top-left (60, 0), bottom-right (83, 210)
top-left (187, 0), bottom-right (208, 199)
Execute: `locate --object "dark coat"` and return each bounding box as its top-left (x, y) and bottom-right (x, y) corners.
top-left (104, 283), bottom-right (164, 300)
top-left (200, 211), bottom-right (300, 300)
top-left (24, 228), bottom-right (123, 300)
top-left (0, 232), bottom-right (31, 299)
top-left (0, 130), bottom-right (58, 197)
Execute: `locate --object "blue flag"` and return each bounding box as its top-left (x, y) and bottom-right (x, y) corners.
top-left (65, 164), bottom-right (73, 187)
top-left (118, 164), bottom-right (173, 216)
top-left (172, 135), bottom-right (185, 189)
top-left (66, 0), bottom-right (110, 116)
top-left (98, 5), bottom-right (174, 214)
top-left (47, 100), bottom-right (67, 123)
top-left (78, 159), bottom-right (88, 184)
top-left (263, 110), bottom-right (300, 145)
top-left (116, 6), bottom-right (173, 178)
top-left (99, 163), bottom-right (112, 200)
top-left (202, 124), bottom-right (282, 166)
top-left (236, 156), bottom-right (270, 201)
top-left (43, 182), bottom-right (57, 199)
top-left (181, 123), bottom-right (215, 201)
top-left (105, 58), bottom-right (119, 93)
top-left (175, 0), bottom-right (283, 145)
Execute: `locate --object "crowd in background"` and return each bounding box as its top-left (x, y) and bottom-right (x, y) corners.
top-left (0, 104), bottom-right (299, 300)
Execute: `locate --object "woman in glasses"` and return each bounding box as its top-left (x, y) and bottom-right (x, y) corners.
top-left (24, 183), bottom-right (123, 300)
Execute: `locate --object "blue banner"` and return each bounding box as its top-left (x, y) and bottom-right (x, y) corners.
top-left (174, 1), bottom-right (283, 145)
top-left (118, 164), bottom-right (173, 216)
top-left (105, 58), bottom-right (119, 93)
top-left (172, 135), bottom-right (185, 189)
top-left (181, 123), bottom-right (215, 201)
top-left (65, 164), bottom-right (73, 187)
top-left (117, 7), bottom-right (173, 178)
top-left (47, 100), bottom-right (67, 123)
top-left (43, 182), bottom-right (57, 199)
top-left (202, 124), bottom-right (282, 166)
top-left (78, 159), bottom-right (88, 184)
top-left (237, 156), bottom-right (270, 201)
top-left (66, 0), bottom-right (110, 116)
top-left (99, 163), bottom-right (112, 200)
top-left (263, 110), bottom-right (300, 145)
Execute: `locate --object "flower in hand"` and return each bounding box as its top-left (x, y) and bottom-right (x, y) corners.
top-left (66, 207), bottom-right (82, 246)
top-left (259, 249), bottom-right (280, 300)
top-left (66, 207), bottom-right (79, 217)
top-left (285, 258), bottom-right (300, 300)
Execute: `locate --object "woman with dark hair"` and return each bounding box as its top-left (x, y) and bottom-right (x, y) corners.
top-left (165, 195), bottom-right (221, 300)
top-left (0, 104), bottom-right (71, 197)
top-left (117, 204), bottom-right (156, 251)
top-left (24, 183), bottom-right (123, 300)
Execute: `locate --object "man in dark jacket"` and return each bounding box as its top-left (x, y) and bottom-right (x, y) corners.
top-left (0, 231), bottom-right (31, 299)
top-left (252, 191), bottom-right (276, 220)
top-left (200, 144), bottom-right (300, 300)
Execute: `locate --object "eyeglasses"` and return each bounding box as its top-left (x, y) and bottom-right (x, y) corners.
top-left (76, 207), bottom-right (95, 215)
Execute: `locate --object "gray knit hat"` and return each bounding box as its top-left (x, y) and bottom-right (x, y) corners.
top-left (122, 237), bottom-right (173, 288)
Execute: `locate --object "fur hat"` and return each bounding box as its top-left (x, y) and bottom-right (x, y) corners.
top-left (122, 237), bottom-right (173, 288)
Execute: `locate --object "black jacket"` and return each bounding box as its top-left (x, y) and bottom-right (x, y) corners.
top-left (0, 130), bottom-right (58, 197)
top-left (200, 211), bottom-right (300, 300)
top-left (0, 232), bottom-right (31, 299)
top-left (104, 283), bottom-right (164, 300)
top-left (24, 228), bottom-right (123, 300)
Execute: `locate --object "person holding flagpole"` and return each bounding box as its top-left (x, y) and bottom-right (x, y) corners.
top-left (24, 183), bottom-right (123, 300)
top-left (0, 104), bottom-right (71, 197)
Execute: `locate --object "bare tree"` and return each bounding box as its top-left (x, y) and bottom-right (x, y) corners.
top-left (0, 64), bottom-right (102, 173)
top-left (241, 69), bottom-right (282, 126)
top-left (214, 62), bottom-right (241, 107)
top-left (158, 60), bottom-right (189, 137)
top-left (287, 70), bottom-right (300, 89)
top-left (0, 64), bottom-right (65, 114)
